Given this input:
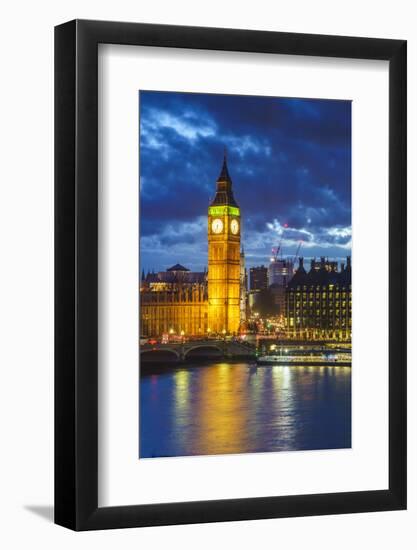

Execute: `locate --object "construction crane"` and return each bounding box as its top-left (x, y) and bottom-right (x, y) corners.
top-left (293, 241), bottom-right (302, 262)
top-left (271, 235), bottom-right (284, 262)
top-left (271, 223), bottom-right (290, 262)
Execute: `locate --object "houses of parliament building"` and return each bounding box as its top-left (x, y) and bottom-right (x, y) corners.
top-left (285, 256), bottom-right (352, 341)
top-left (140, 156), bottom-right (247, 337)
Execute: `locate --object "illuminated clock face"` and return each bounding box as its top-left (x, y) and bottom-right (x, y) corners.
top-left (230, 219), bottom-right (239, 235)
top-left (211, 218), bottom-right (223, 234)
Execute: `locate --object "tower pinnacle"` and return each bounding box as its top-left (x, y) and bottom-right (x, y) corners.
top-left (210, 153), bottom-right (238, 207)
top-left (217, 150), bottom-right (232, 183)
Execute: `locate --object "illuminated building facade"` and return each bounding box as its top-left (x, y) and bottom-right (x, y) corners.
top-left (207, 155), bottom-right (242, 334)
top-left (140, 264), bottom-right (208, 337)
top-left (140, 155), bottom-right (245, 337)
top-left (285, 256), bottom-right (352, 341)
top-left (239, 248), bottom-right (248, 326)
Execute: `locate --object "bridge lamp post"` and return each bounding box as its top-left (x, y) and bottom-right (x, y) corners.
top-left (221, 329), bottom-right (228, 354)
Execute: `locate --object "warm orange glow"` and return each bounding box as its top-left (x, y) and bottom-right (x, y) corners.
top-left (207, 205), bottom-right (241, 334)
top-left (192, 365), bottom-right (248, 455)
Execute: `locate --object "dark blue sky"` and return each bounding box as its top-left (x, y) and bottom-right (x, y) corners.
top-left (139, 91), bottom-right (351, 273)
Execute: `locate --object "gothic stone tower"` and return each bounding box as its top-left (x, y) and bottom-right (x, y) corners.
top-left (207, 154), bottom-right (241, 334)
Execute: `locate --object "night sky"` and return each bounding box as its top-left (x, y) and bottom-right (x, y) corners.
top-left (139, 91), bottom-right (351, 273)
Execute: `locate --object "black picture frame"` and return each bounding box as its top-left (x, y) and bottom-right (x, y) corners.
top-left (55, 19), bottom-right (407, 531)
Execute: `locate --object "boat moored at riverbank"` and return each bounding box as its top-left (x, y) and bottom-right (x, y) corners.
top-left (256, 351), bottom-right (351, 366)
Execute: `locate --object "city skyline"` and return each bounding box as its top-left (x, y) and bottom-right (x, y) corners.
top-left (139, 90), bottom-right (352, 460)
top-left (139, 91), bottom-right (351, 273)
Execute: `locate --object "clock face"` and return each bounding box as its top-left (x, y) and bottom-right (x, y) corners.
top-left (230, 219), bottom-right (239, 235)
top-left (211, 218), bottom-right (223, 234)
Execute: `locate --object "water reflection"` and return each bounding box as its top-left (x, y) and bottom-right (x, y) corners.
top-left (139, 362), bottom-right (351, 458)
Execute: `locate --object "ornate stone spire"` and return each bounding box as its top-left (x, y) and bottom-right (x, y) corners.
top-left (217, 149), bottom-right (232, 183)
top-left (210, 151), bottom-right (239, 207)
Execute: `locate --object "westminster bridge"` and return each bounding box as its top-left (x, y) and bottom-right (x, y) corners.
top-left (140, 339), bottom-right (256, 364)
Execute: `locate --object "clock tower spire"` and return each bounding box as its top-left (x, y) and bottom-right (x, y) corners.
top-left (207, 153), bottom-right (241, 335)
top-left (210, 150), bottom-right (238, 207)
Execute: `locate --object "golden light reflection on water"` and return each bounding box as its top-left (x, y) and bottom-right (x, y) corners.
top-left (268, 366), bottom-right (298, 448)
top-left (141, 363), bottom-right (351, 458)
top-left (272, 365), bottom-right (291, 389)
top-left (193, 364), bottom-right (249, 455)
top-left (174, 369), bottom-right (190, 413)
top-left (173, 369), bottom-right (191, 451)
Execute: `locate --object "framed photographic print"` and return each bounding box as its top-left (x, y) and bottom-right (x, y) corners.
top-left (55, 20), bottom-right (406, 530)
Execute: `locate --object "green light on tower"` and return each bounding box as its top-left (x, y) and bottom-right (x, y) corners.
top-left (208, 206), bottom-right (240, 217)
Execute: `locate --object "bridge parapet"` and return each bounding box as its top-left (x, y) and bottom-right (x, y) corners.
top-left (140, 339), bottom-right (255, 362)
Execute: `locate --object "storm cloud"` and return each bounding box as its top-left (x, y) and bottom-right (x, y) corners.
top-left (139, 91), bottom-right (351, 272)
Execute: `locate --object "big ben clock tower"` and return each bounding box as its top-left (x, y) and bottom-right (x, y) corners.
top-left (207, 154), bottom-right (241, 334)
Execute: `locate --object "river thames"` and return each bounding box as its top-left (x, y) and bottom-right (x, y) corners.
top-left (139, 362), bottom-right (351, 458)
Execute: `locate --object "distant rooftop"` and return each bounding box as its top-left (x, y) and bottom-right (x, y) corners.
top-left (288, 256), bottom-right (351, 288)
top-left (167, 263), bottom-right (190, 272)
top-left (144, 265), bottom-right (206, 285)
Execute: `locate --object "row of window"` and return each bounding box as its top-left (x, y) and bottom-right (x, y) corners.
top-left (291, 310), bottom-right (350, 316)
top-left (288, 285), bottom-right (352, 292)
top-left (289, 318), bottom-right (351, 327)
top-left (289, 292), bottom-right (350, 299)
top-left (141, 307), bottom-right (208, 318)
top-left (290, 300), bottom-right (351, 306)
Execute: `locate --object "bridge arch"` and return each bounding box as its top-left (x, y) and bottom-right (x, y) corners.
top-left (140, 348), bottom-right (180, 363)
top-left (183, 344), bottom-right (223, 360)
